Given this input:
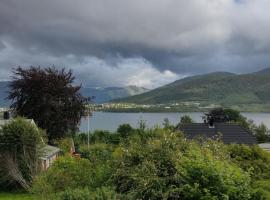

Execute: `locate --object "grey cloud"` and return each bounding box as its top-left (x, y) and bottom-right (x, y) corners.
top-left (0, 0), bottom-right (270, 87)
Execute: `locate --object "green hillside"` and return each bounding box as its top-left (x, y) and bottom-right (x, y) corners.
top-left (81, 85), bottom-right (149, 103)
top-left (114, 69), bottom-right (270, 111)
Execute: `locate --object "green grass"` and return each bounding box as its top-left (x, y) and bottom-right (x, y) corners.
top-left (0, 192), bottom-right (33, 200)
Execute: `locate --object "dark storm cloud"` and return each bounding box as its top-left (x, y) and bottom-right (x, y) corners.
top-left (0, 0), bottom-right (270, 87)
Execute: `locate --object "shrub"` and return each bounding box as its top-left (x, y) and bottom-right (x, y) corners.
top-left (32, 153), bottom-right (116, 199)
top-left (175, 146), bottom-right (251, 200)
top-left (32, 156), bottom-right (94, 197)
top-left (117, 124), bottom-right (133, 138)
top-left (56, 138), bottom-right (74, 154)
top-left (228, 144), bottom-right (270, 180)
top-left (113, 129), bottom-right (252, 199)
top-left (0, 118), bottom-right (45, 190)
top-left (56, 187), bottom-right (116, 200)
top-left (180, 115), bottom-right (193, 124)
top-left (91, 130), bottom-right (120, 145)
top-left (251, 180), bottom-right (270, 200)
top-left (80, 144), bottom-right (115, 187)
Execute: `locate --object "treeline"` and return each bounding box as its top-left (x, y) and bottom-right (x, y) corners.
top-left (32, 123), bottom-right (270, 199)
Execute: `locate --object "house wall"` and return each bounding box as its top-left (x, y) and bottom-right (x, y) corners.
top-left (41, 153), bottom-right (59, 170)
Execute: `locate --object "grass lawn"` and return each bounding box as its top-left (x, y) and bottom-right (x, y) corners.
top-left (0, 192), bottom-right (33, 200)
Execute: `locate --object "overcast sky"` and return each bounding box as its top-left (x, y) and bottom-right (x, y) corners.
top-left (1, 0), bottom-right (270, 88)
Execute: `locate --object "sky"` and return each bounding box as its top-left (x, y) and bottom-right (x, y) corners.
top-left (1, 0), bottom-right (270, 88)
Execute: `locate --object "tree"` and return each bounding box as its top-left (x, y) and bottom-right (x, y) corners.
top-left (8, 66), bottom-right (89, 141)
top-left (117, 124), bottom-right (133, 138)
top-left (0, 118), bottom-right (45, 190)
top-left (180, 115), bottom-right (193, 124)
top-left (203, 108), bottom-right (243, 124)
top-left (254, 123), bottom-right (270, 143)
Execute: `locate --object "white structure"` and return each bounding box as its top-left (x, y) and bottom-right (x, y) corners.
top-left (40, 145), bottom-right (60, 170)
top-left (259, 143), bottom-right (270, 153)
top-left (0, 117), bottom-right (60, 170)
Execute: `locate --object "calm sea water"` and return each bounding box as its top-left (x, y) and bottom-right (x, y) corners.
top-left (79, 112), bottom-right (270, 132)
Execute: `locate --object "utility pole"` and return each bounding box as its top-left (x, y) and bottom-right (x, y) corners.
top-left (87, 112), bottom-right (90, 149)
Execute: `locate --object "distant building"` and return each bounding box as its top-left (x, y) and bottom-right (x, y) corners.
top-left (177, 122), bottom-right (257, 145)
top-left (0, 112), bottom-right (61, 170)
top-left (40, 145), bottom-right (60, 170)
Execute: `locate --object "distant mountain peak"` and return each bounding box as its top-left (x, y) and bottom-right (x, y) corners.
top-left (255, 68), bottom-right (270, 74)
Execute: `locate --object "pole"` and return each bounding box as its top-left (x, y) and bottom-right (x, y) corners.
top-left (87, 112), bottom-right (90, 149)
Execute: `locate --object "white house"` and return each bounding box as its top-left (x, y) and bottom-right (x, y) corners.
top-left (0, 113), bottom-right (60, 170)
top-left (40, 145), bottom-right (60, 170)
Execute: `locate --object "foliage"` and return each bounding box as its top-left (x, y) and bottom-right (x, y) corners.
top-left (113, 129), bottom-right (252, 199)
top-left (251, 180), bottom-right (270, 200)
top-left (254, 124), bottom-right (270, 143)
top-left (203, 107), bottom-right (243, 123)
top-left (56, 187), bottom-right (116, 200)
top-left (32, 156), bottom-right (94, 194)
top-left (117, 124), bottom-right (134, 138)
top-left (0, 192), bottom-right (33, 200)
top-left (228, 144), bottom-right (270, 180)
top-left (33, 126), bottom-right (270, 199)
top-left (176, 147), bottom-right (251, 200)
top-left (56, 137), bottom-right (74, 155)
top-left (8, 66), bottom-right (89, 142)
top-left (91, 130), bottom-right (120, 144)
top-left (0, 118), bottom-right (45, 190)
top-left (162, 118), bottom-right (174, 130)
top-left (79, 144), bottom-right (115, 187)
top-left (32, 153), bottom-right (116, 199)
top-left (203, 108), bottom-right (270, 143)
top-left (180, 115), bottom-right (193, 123)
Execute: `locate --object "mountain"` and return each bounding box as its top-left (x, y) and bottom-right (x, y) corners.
top-left (0, 82), bottom-right (149, 106)
top-left (114, 69), bottom-right (270, 109)
top-left (81, 85), bottom-right (149, 103)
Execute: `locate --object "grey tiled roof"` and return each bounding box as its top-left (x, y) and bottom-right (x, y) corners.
top-left (178, 123), bottom-right (257, 145)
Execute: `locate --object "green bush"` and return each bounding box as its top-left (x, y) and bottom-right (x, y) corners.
top-left (56, 138), bottom-right (74, 154)
top-left (32, 152), bottom-right (116, 199)
top-left (0, 118), bottom-right (45, 190)
top-left (251, 180), bottom-right (270, 200)
top-left (113, 129), bottom-right (252, 199)
top-left (228, 144), bottom-right (270, 180)
top-left (117, 124), bottom-right (134, 138)
top-left (80, 144), bottom-right (115, 187)
top-left (77, 131), bottom-right (120, 145)
top-left (175, 146), bottom-right (251, 200)
top-left (32, 156), bottom-right (94, 196)
top-left (56, 187), bottom-right (116, 200)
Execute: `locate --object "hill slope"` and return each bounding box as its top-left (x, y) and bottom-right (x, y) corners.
top-left (114, 69), bottom-right (270, 109)
top-left (81, 85), bottom-right (149, 103)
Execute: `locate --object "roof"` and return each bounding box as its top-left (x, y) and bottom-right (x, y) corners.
top-left (40, 145), bottom-right (60, 160)
top-left (177, 123), bottom-right (257, 145)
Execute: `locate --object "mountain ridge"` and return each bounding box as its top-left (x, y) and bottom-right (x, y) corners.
top-left (113, 68), bottom-right (270, 109)
top-left (0, 82), bottom-right (149, 106)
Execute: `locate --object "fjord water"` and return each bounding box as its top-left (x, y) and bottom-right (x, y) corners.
top-left (80, 112), bottom-right (270, 132)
